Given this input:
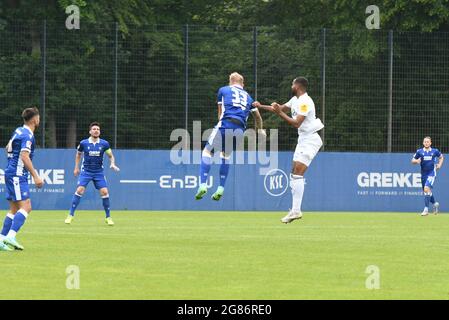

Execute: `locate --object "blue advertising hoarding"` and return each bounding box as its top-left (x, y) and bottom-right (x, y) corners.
top-left (0, 150), bottom-right (446, 212)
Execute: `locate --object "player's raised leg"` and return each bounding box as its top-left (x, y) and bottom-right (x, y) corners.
top-left (211, 127), bottom-right (243, 201)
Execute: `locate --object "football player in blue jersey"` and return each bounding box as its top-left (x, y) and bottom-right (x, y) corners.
top-left (1, 107), bottom-right (44, 251)
top-left (195, 72), bottom-right (264, 201)
top-left (65, 122), bottom-right (120, 226)
top-left (412, 136), bottom-right (444, 216)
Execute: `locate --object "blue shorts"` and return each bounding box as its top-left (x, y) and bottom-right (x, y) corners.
top-left (205, 119), bottom-right (245, 156)
top-left (5, 174), bottom-right (30, 202)
top-left (78, 171), bottom-right (108, 190)
top-left (421, 173), bottom-right (436, 190)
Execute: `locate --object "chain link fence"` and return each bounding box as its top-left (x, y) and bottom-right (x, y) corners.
top-left (1, 21), bottom-right (448, 153)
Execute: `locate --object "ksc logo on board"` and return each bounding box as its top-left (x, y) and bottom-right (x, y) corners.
top-left (264, 169), bottom-right (288, 197)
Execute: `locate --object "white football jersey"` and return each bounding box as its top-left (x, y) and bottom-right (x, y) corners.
top-left (285, 92), bottom-right (324, 137)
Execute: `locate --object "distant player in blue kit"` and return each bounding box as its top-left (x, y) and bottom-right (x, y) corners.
top-left (65, 122), bottom-right (120, 226)
top-left (195, 72), bottom-right (264, 201)
top-left (412, 136), bottom-right (444, 216)
top-left (1, 107), bottom-right (44, 251)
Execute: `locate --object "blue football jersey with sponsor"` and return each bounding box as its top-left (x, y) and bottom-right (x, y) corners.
top-left (5, 126), bottom-right (35, 178)
top-left (217, 85), bottom-right (255, 128)
top-left (413, 147), bottom-right (441, 175)
top-left (77, 138), bottom-right (111, 173)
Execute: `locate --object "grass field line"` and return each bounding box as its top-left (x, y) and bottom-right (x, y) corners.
top-left (25, 222), bottom-right (448, 231)
top-left (21, 230), bottom-right (449, 244)
top-left (26, 210), bottom-right (431, 215)
top-left (25, 224), bottom-right (443, 230)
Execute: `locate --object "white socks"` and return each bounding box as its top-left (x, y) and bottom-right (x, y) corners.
top-left (290, 174), bottom-right (304, 213)
top-left (7, 230), bottom-right (17, 238)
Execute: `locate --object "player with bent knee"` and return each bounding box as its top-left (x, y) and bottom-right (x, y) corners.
top-left (1, 107), bottom-right (44, 251)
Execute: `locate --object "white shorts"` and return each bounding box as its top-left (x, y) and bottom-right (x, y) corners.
top-left (293, 133), bottom-right (323, 166)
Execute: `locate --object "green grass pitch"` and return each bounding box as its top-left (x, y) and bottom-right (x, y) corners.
top-left (1, 211), bottom-right (449, 300)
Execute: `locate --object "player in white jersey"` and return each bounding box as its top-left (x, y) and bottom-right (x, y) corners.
top-left (255, 77), bottom-right (324, 223)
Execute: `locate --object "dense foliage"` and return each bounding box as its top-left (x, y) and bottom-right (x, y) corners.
top-left (1, 0), bottom-right (448, 151)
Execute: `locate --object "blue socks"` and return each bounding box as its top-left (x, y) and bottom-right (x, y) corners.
top-left (69, 192), bottom-right (111, 218)
top-left (219, 158), bottom-right (230, 187)
top-left (1, 213), bottom-right (14, 237)
top-left (7, 209), bottom-right (28, 237)
top-left (0, 210), bottom-right (30, 239)
top-left (200, 153), bottom-right (212, 184)
top-left (430, 195), bottom-right (435, 204)
top-left (200, 152), bottom-right (231, 188)
top-left (102, 196), bottom-right (111, 218)
top-left (69, 193), bottom-right (82, 216)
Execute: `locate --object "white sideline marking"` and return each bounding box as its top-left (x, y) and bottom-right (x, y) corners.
top-left (120, 180), bottom-right (157, 184)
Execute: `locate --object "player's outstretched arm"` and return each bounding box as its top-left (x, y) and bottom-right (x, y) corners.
top-left (272, 103), bottom-right (305, 129)
top-left (106, 149), bottom-right (120, 172)
top-left (20, 151), bottom-right (43, 188)
top-left (253, 101), bottom-right (274, 113)
top-left (275, 103), bottom-right (291, 113)
top-left (253, 101), bottom-right (291, 114)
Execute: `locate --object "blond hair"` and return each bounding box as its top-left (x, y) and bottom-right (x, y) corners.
top-left (229, 72), bottom-right (244, 86)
